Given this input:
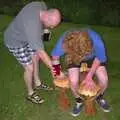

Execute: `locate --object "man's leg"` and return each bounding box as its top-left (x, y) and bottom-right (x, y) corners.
top-left (95, 66), bottom-right (111, 112)
top-left (23, 64), bottom-right (34, 95)
top-left (68, 68), bottom-right (80, 98)
top-left (31, 54), bottom-right (41, 87)
top-left (96, 66), bottom-right (108, 93)
top-left (23, 62), bottom-right (45, 104)
top-left (31, 54), bottom-right (53, 90)
top-left (68, 67), bottom-right (83, 116)
top-left (8, 45), bottom-right (44, 104)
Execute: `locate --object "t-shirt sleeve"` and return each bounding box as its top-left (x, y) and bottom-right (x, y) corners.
top-left (88, 29), bottom-right (107, 63)
top-left (51, 34), bottom-right (65, 57)
top-left (24, 17), bottom-right (44, 50)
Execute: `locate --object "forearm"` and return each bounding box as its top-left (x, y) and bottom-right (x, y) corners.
top-left (37, 50), bottom-right (52, 69)
top-left (88, 57), bottom-right (101, 77)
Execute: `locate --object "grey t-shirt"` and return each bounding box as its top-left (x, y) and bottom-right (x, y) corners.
top-left (4, 2), bottom-right (47, 50)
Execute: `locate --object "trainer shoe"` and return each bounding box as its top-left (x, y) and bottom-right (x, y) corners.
top-left (71, 101), bottom-right (83, 117)
top-left (96, 96), bottom-right (111, 112)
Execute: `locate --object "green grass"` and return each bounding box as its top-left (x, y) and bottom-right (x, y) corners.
top-left (0, 15), bottom-right (120, 120)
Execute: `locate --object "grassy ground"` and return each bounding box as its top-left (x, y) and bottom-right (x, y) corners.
top-left (0, 15), bottom-right (120, 120)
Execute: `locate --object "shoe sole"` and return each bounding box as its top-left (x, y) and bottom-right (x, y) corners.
top-left (35, 88), bottom-right (53, 91)
top-left (70, 103), bottom-right (83, 117)
top-left (70, 112), bottom-right (80, 117)
top-left (100, 107), bottom-right (111, 112)
top-left (95, 100), bottom-right (111, 112)
top-left (27, 98), bottom-right (45, 104)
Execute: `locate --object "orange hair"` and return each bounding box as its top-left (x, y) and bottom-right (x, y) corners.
top-left (62, 31), bottom-right (93, 65)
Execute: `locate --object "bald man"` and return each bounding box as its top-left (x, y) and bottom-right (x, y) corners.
top-left (4, 1), bottom-right (61, 104)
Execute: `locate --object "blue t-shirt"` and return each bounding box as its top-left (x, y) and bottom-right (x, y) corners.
top-left (51, 28), bottom-right (107, 63)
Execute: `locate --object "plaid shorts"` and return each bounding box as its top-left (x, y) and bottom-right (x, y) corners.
top-left (8, 44), bottom-right (36, 66)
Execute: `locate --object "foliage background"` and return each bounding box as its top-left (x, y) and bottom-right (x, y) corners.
top-left (0, 0), bottom-right (120, 26)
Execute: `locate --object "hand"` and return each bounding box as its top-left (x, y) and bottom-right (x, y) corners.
top-left (82, 77), bottom-right (93, 85)
top-left (50, 67), bottom-right (57, 78)
top-left (51, 63), bottom-right (61, 77)
top-left (81, 72), bottom-right (93, 85)
top-left (50, 66), bottom-right (61, 78)
top-left (51, 68), bottom-right (65, 79)
top-left (56, 71), bottom-right (65, 79)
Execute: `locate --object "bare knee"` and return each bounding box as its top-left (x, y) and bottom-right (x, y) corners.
top-left (24, 64), bottom-right (34, 73)
top-left (96, 66), bottom-right (109, 90)
top-left (32, 54), bottom-right (39, 62)
top-left (99, 75), bottom-right (108, 89)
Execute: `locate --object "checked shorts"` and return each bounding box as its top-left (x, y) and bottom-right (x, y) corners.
top-left (7, 44), bottom-right (36, 66)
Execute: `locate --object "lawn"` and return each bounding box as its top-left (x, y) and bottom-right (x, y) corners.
top-left (0, 15), bottom-right (120, 120)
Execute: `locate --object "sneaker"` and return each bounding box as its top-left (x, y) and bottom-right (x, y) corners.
top-left (96, 98), bottom-right (111, 112)
top-left (71, 102), bottom-right (83, 117)
top-left (35, 83), bottom-right (53, 91)
top-left (27, 92), bottom-right (45, 104)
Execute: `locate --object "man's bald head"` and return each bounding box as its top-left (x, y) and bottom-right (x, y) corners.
top-left (40, 9), bottom-right (61, 28)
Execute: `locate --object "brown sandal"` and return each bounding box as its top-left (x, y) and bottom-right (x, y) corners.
top-left (27, 92), bottom-right (45, 104)
top-left (35, 83), bottom-right (53, 91)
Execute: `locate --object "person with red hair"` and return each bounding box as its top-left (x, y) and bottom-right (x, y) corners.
top-left (51, 28), bottom-right (111, 116)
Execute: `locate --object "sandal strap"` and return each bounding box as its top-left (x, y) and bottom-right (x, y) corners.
top-left (40, 83), bottom-right (50, 89)
top-left (27, 92), bottom-right (44, 104)
top-left (35, 83), bottom-right (53, 90)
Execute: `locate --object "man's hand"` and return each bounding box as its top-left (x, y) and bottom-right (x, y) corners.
top-left (51, 68), bottom-right (65, 79)
top-left (85, 71), bottom-right (92, 82)
top-left (56, 71), bottom-right (65, 79)
top-left (50, 67), bottom-right (57, 78)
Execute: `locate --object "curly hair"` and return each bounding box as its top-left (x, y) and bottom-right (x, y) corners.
top-left (62, 30), bottom-right (93, 66)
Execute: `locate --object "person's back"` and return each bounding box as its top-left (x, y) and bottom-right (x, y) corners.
top-left (4, 1), bottom-right (47, 48)
top-left (51, 28), bottom-right (111, 116)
